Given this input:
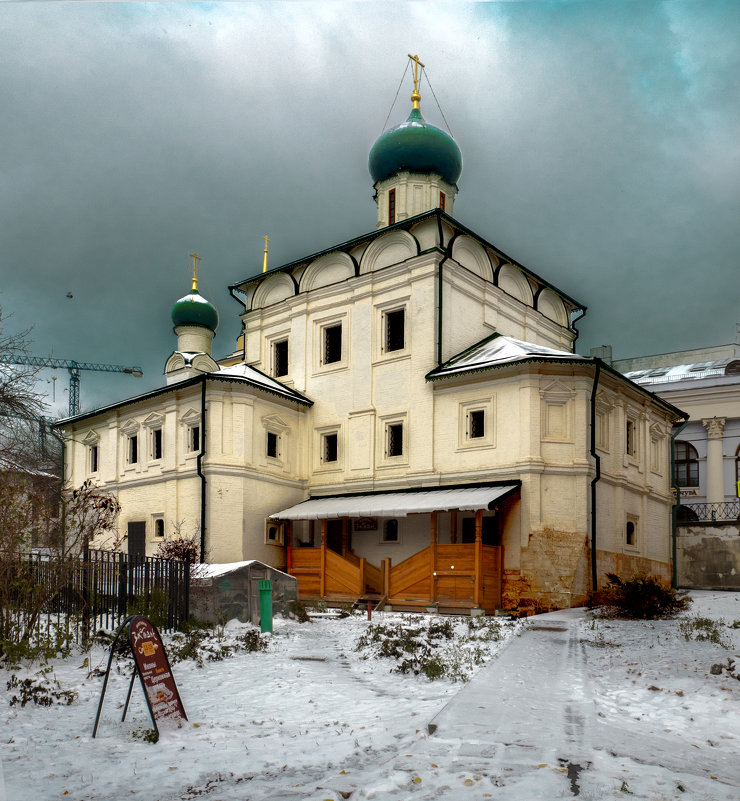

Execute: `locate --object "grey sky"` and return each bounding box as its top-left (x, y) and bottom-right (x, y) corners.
top-left (1, 1), bottom-right (738, 417)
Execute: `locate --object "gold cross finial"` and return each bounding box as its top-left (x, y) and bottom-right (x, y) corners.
top-left (189, 252), bottom-right (201, 292)
top-left (262, 235), bottom-right (270, 274)
top-left (408, 53), bottom-right (425, 109)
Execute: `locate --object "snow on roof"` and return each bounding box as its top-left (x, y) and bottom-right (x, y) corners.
top-left (427, 334), bottom-right (585, 379)
top-left (274, 484), bottom-right (520, 520)
top-left (197, 561), bottom-right (256, 578)
top-left (624, 359), bottom-right (733, 386)
top-left (216, 362), bottom-right (311, 404)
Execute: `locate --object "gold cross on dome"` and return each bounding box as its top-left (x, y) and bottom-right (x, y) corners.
top-left (408, 53), bottom-right (425, 108)
top-left (189, 252), bottom-right (201, 291)
top-left (262, 235), bottom-right (270, 273)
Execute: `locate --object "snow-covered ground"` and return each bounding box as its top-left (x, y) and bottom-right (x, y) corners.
top-left (1, 591), bottom-right (738, 801)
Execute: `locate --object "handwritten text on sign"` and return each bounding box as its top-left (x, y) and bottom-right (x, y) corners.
top-left (129, 616), bottom-right (187, 726)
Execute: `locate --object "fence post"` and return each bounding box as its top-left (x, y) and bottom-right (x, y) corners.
top-left (183, 554), bottom-right (191, 627)
top-left (82, 545), bottom-right (91, 644)
top-left (118, 551), bottom-right (128, 622)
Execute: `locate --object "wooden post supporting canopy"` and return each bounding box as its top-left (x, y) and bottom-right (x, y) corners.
top-left (320, 520), bottom-right (327, 598)
top-left (430, 511), bottom-right (438, 603)
top-left (450, 509), bottom-right (457, 544)
top-left (474, 509), bottom-right (483, 607)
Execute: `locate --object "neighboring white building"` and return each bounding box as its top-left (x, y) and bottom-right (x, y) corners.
top-left (58, 68), bottom-right (684, 613)
top-left (608, 328), bottom-right (740, 513)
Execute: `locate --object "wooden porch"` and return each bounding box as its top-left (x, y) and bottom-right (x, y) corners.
top-left (287, 509), bottom-right (503, 614)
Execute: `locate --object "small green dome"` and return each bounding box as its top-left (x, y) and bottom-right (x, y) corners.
top-left (369, 107), bottom-right (462, 186)
top-left (172, 290), bottom-right (219, 332)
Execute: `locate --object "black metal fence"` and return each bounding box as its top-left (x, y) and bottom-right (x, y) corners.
top-left (678, 501), bottom-right (740, 524)
top-left (2, 549), bottom-right (190, 647)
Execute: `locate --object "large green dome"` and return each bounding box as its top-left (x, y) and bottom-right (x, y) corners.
top-left (172, 290), bottom-right (219, 332)
top-left (369, 107), bottom-right (462, 186)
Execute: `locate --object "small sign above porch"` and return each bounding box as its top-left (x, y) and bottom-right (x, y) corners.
top-left (272, 483), bottom-right (520, 520)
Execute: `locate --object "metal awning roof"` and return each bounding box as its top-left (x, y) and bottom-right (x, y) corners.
top-left (273, 484), bottom-right (520, 520)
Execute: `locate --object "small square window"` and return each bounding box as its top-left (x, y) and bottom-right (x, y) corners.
top-left (323, 324), bottom-right (342, 365)
top-left (151, 428), bottom-right (162, 460)
top-left (89, 444), bottom-right (99, 473)
top-left (267, 431), bottom-right (279, 459)
top-left (387, 423), bottom-right (403, 457)
top-left (469, 410), bottom-right (485, 439)
top-left (322, 433), bottom-right (338, 463)
top-left (273, 339), bottom-right (289, 377)
top-left (384, 309), bottom-right (405, 353)
top-left (187, 425), bottom-right (200, 453)
top-left (265, 521), bottom-right (285, 545)
top-left (382, 519), bottom-right (399, 542)
top-left (127, 435), bottom-right (138, 465)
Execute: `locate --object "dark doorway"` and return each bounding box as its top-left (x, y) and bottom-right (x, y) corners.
top-left (461, 515), bottom-right (500, 546)
top-left (326, 520), bottom-right (343, 554)
top-left (127, 521), bottom-right (146, 560)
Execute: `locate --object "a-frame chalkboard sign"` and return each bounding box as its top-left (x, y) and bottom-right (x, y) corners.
top-left (93, 615), bottom-right (187, 738)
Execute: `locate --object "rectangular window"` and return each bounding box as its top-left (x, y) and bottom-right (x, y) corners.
top-left (626, 520), bottom-right (636, 546)
top-left (469, 410), bottom-right (485, 439)
top-left (273, 339), bottom-right (289, 377)
top-left (382, 519), bottom-right (399, 542)
top-left (626, 419), bottom-right (635, 456)
top-left (384, 309), bottom-right (405, 352)
top-left (439, 191), bottom-right (446, 211)
top-left (388, 189), bottom-right (396, 225)
top-left (154, 518), bottom-right (165, 538)
top-left (89, 445), bottom-right (99, 473)
top-left (267, 431), bottom-right (279, 459)
top-left (323, 324), bottom-right (342, 365)
top-left (188, 425), bottom-right (200, 453)
top-left (151, 428), bottom-right (162, 460)
top-left (322, 433), bottom-right (338, 463)
top-left (387, 423), bottom-right (403, 457)
top-left (127, 435), bottom-right (138, 465)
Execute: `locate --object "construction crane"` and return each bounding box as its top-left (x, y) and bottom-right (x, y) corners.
top-left (0, 356), bottom-right (143, 417)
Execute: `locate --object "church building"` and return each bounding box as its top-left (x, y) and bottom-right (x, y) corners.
top-left (59, 60), bottom-right (685, 614)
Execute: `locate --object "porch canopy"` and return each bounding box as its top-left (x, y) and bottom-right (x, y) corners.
top-left (273, 483), bottom-right (520, 520)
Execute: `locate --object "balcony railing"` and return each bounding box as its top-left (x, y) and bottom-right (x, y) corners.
top-left (678, 501), bottom-right (740, 524)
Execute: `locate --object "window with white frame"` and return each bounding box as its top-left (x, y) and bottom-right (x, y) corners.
top-left (322, 432), bottom-right (338, 463)
top-left (151, 427), bottom-right (163, 460)
top-left (386, 422), bottom-right (403, 457)
top-left (626, 418), bottom-right (637, 458)
top-left (89, 444), bottom-right (99, 474)
top-left (322, 323), bottom-right (342, 365)
top-left (458, 398), bottom-right (494, 449)
top-left (127, 434), bottom-right (138, 465)
top-left (382, 519), bottom-right (399, 542)
top-left (383, 308), bottom-right (405, 353)
top-left (625, 516), bottom-right (638, 548)
top-left (153, 516), bottom-right (165, 539)
top-left (266, 431), bottom-right (279, 459)
top-left (273, 338), bottom-right (289, 377)
top-left (187, 424), bottom-right (200, 453)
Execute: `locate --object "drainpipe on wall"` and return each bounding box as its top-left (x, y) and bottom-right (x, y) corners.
top-left (436, 211), bottom-right (450, 366)
top-left (197, 376), bottom-right (207, 563)
top-left (670, 417), bottom-right (690, 588)
top-left (570, 307), bottom-right (587, 353)
top-left (589, 361), bottom-right (602, 594)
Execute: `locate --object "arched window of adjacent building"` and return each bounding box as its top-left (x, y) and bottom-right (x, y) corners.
top-left (674, 440), bottom-right (699, 487)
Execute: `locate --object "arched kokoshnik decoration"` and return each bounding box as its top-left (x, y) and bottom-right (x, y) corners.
top-left (359, 229), bottom-right (418, 274)
top-left (450, 234), bottom-right (495, 282)
top-left (251, 272), bottom-right (297, 311)
top-left (496, 263), bottom-right (534, 306)
top-left (299, 252), bottom-right (356, 292)
top-left (534, 287), bottom-right (569, 327)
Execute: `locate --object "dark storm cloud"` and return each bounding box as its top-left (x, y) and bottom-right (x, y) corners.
top-left (1, 1), bottom-right (738, 416)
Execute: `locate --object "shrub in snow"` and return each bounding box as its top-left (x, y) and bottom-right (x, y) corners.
top-left (590, 573), bottom-right (691, 619)
top-left (6, 672), bottom-right (78, 707)
top-left (679, 616), bottom-right (732, 648)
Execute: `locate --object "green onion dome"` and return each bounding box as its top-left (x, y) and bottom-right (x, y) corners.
top-left (171, 290), bottom-right (219, 332)
top-left (369, 107), bottom-right (462, 186)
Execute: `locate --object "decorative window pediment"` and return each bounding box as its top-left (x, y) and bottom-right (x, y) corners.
top-left (82, 430), bottom-right (100, 445)
top-left (179, 408), bottom-right (201, 426)
top-left (120, 418), bottom-right (139, 435)
top-left (540, 379), bottom-right (576, 399)
top-left (262, 414), bottom-right (290, 433)
top-left (143, 412), bottom-right (164, 428)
